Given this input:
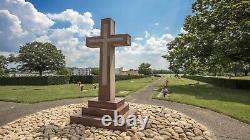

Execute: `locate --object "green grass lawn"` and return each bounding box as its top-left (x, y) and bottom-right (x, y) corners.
top-left (153, 75), bottom-right (250, 124)
top-left (0, 77), bottom-right (158, 103)
top-left (216, 76), bottom-right (250, 80)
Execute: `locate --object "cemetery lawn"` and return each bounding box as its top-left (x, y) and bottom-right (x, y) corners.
top-left (217, 76), bottom-right (250, 80)
top-left (0, 77), bottom-right (158, 103)
top-left (153, 76), bottom-right (250, 124)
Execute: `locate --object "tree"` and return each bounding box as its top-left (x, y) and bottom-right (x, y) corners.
top-left (56, 68), bottom-right (72, 75)
top-left (91, 67), bottom-right (99, 75)
top-left (166, 0), bottom-right (250, 75)
top-left (8, 54), bottom-right (18, 63)
top-left (0, 55), bottom-right (7, 76)
top-left (18, 42), bottom-right (65, 76)
top-left (152, 69), bottom-right (173, 74)
top-left (242, 63), bottom-right (250, 76)
top-left (138, 63), bottom-right (152, 75)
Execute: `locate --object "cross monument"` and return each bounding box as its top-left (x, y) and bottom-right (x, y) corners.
top-left (86, 18), bottom-right (131, 101)
top-left (70, 18), bottom-right (135, 131)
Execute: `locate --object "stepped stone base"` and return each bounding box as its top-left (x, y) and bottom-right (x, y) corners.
top-left (70, 97), bottom-right (136, 131)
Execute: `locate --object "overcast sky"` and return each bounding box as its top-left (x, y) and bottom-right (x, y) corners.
top-left (0, 0), bottom-right (194, 69)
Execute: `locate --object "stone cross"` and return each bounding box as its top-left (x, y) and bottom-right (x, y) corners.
top-left (86, 18), bottom-right (131, 101)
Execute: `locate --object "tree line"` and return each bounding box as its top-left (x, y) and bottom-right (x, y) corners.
top-left (0, 41), bottom-right (170, 77)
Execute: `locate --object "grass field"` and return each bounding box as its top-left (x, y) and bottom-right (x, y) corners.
top-left (153, 75), bottom-right (250, 124)
top-left (0, 77), bottom-right (158, 103)
top-left (216, 76), bottom-right (250, 80)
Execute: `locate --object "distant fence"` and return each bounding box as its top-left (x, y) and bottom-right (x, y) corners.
top-left (182, 75), bottom-right (250, 90)
top-left (0, 75), bottom-right (150, 85)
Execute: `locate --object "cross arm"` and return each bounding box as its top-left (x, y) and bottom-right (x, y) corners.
top-left (110, 34), bottom-right (131, 47)
top-left (86, 36), bottom-right (102, 48)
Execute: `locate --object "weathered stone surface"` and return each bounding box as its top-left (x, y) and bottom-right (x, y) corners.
top-left (173, 126), bottom-right (184, 133)
top-left (194, 128), bottom-right (203, 136)
top-left (0, 103), bottom-right (213, 139)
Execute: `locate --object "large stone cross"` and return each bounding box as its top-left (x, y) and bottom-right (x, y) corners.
top-left (86, 18), bottom-right (131, 101)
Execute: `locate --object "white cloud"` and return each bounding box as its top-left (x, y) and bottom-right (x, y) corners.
top-left (0, 0), bottom-right (54, 52)
top-left (135, 37), bottom-right (143, 41)
top-left (116, 32), bottom-right (173, 69)
top-left (0, 0), bottom-right (99, 67)
top-left (0, 0), bottom-right (173, 69)
top-left (164, 27), bottom-right (169, 30)
top-left (154, 22), bottom-right (159, 26)
top-left (48, 10), bottom-right (93, 27)
top-left (47, 9), bottom-right (95, 37)
top-left (43, 10), bottom-right (100, 67)
top-left (144, 31), bottom-right (150, 38)
top-left (0, 0), bottom-right (53, 34)
top-left (180, 27), bottom-right (188, 34)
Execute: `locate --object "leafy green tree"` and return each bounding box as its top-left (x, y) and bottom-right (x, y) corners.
top-left (242, 63), bottom-right (250, 76)
top-left (138, 63), bottom-right (152, 75)
top-left (0, 55), bottom-right (7, 76)
top-left (18, 42), bottom-right (65, 76)
top-left (166, 0), bottom-right (250, 75)
top-left (91, 67), bottom-right (99, 75)
top-left (152, 69), bottom-right (173, 74)
top-left (56, 68), bottom-right (72, 75)
top-left (8, 54), bottom-right (18, 63)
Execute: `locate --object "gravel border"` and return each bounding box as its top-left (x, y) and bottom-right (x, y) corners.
top-left (0, 103), bottom-right (212, 140)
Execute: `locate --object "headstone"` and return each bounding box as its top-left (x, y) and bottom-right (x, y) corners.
top-left (70, 18), bottom-right (135, 131)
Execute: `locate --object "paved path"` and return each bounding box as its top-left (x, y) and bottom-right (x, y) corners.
top-left (0, 79), bottom-right (250, 140)
top-left (126, 79), bottom-right (250, 140)
top-left (0, 98), bottom-right (88, 126)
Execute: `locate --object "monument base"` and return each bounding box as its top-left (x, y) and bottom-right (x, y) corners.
top-left (70, 97), bottom-right (136, 131)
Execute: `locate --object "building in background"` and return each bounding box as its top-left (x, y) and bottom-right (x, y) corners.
top-left (115, 67), bottom-right (139, 75)
top-left (71, 68), bottom-right (92, 75)
top-left (115, 67), bottom-right (125, 75)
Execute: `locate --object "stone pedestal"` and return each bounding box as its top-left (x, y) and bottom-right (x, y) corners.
top-left (70, 97), bottom-right (135, 131)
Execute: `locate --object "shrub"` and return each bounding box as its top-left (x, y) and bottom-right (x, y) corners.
top-left (0, 75), bottom-right (150, 85)
top-left (183, 75), bottom-right (250, 90)
top-left (153, 74), bottom-right (161, 77)
top-left (47, 76), bottom-right (70, 85)
top-left (115, 75), bottom-right (149, 81)
top-left (69, 75), bottom-right (98, 84)
top-left (70, 75), bottom-right (150, 84)
top-left (0, 76), bottom-right (70, 85)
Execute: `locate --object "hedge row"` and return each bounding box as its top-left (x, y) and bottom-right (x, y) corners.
top-left (0, 76), bottom-right (70, 85)
top-left (115, 75), bottom-right (149, 81)
top-left (69, 75), bottom-right (150, 84)
top-left (70, 75), bottom-right (98, 84)
top-left (0, 75), bottom-right (150, 85)
top-left (182, 75), bottom-right (250, 90)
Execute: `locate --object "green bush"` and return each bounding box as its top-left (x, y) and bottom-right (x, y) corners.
top-left (115, 75), bottom-right (149, 81)
top-left (0, 76), bottom-right (70, 85)
top-left (0, 75), bottom-right (150, 85)
top-left (70, 75), bottom-right (149, 84)
top-left (69, 75), bottom-right (98, 84)
top-left (47, 76), bottom-right (70, 85)
top-left (183, 75), bottom-right (250, 90)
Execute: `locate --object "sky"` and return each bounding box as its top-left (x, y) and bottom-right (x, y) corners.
top-left (0, 0), bottom-right (194, 70)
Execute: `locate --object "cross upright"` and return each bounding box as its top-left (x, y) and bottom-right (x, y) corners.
top-left (86, 18), bottom-right (131, 101)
